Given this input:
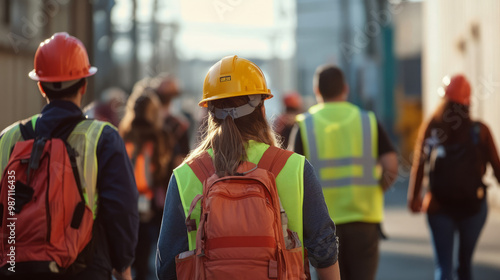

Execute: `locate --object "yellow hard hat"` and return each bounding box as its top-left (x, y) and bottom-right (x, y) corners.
top-left (200, 55), bottom-right (273, 107)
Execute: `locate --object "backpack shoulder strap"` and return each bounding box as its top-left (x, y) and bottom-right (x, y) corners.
top-left (188, 147), bottom-right (294, 181)
top-left (258, 146), bottom-right (295, 249)
top-left (18, 114), bottom-right (86, 141)
top-left (18, 115), bottom-right (39, 140)
top-left (472, 122), bottom-right (481, 145)
top-left (188, 151), bottom-right (215, 183)
top-left (52, 115), bottom-right (87, 140)
top-left (185, 152), bottom-right (214, 232)
top-left (258, 146), bottom-right (294, 177)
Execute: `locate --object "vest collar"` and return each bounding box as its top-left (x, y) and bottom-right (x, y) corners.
top-left (309, 101), bottom-right (356, 113)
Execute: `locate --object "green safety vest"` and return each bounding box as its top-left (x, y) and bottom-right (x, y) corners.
top-left (174, 140), bottom-right (305, 252)
top-left (0, 115), bottom-right (111, 215)
top-left (297, 102), bottom-right (383, 224)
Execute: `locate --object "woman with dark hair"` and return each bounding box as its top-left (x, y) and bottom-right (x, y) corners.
top-left (408, 74), bottom-right (500, 280)
top-left (119, 81), bottom-right (172, 280)
top-left (156, 55), bottom-right (340, 280)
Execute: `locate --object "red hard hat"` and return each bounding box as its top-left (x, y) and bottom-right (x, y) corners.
top-left (283, 91), bottom-right (303, 109)
top-left (444, 74), bottom-right (471, 105)
top-left (29, 32), bottom-right (97, 82)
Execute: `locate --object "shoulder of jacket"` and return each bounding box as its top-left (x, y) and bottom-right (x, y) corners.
top-left (84, 119), bottom-right (117, 130)
top-left (174, 161), bottom-right (190, 173)
top-left (1, 114), bottom-right (38, 138)
top-left (75, 119), bottom-right (118, 139)
top-left (0, 122), bottom-right (21, 138)
top-left (473, 120), bottom-right (485, 129)
top-left (283, 151), bottom-right (305, 167)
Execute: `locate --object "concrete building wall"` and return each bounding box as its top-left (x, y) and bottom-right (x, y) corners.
top-left (0, 0), bottom-right (94, 131)
top-left (0, 50), bottom-right (42, 131)
top-left (422, 0), bottom-right (500, 208)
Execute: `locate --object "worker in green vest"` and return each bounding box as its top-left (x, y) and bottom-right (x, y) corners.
top-left (0, 33), bottom-right (138, 280)
top-left (290, 65), bottom-right (399, 280)
top-left (156, 55), bottom-right (340, 280)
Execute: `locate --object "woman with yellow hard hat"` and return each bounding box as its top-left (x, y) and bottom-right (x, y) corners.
top-left (156, 55), bottom-right (340, 279)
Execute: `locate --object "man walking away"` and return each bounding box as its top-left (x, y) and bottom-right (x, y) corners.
top-left (290, 65), bottom-right (398, 280)
top-left (0, 32), bottom-right (139, 280)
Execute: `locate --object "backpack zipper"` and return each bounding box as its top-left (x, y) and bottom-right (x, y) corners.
top-left (44, 154), bottom-right (51, 243)
top-left (212, 192), bottom-right (264, 201)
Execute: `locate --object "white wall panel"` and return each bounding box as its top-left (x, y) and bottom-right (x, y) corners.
top-left (423, 0), bottom-right (500, 208)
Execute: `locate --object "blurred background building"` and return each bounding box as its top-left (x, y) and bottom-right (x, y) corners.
top-left (1, 0), bottom-right (499, 207)
top-left (0, 0), bottom-right (93, 129)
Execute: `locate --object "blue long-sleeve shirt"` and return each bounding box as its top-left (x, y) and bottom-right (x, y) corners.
top-left (1, 100), bottom-right (139, 279)
top-left (156, 159), bottom-right (338, 280)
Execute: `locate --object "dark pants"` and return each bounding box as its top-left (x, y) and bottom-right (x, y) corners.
top-left (427, 200), bottom-right (487, 280)
top-left (336, 222), bottom-right (380, 280)
top-left (134, 221), bottom-right (156, 280)
top-left (134, 211), bottom-right (162, 280)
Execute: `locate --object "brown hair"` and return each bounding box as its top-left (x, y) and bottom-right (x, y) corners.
top-left (422, 99), bottom-right (472, 145)
top-left (119, 84), bottom-right (172, 186)
top-left (185, 95), bottom-right (279, 176)
top-left (313, 65), bottom-right (345, 100)
top-left (40, 78), bottom-right (86, 100)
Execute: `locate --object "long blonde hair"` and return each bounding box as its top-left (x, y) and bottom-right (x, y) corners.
top-left (185, 95), bottom-right (279, 176)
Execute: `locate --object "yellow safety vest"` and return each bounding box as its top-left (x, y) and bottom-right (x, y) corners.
top-left (174, 140), bottom-right (305, 252)
top-left (297, 102), bottom-right (383, 224)
top-left (0, 115), bottom-right (111, 215)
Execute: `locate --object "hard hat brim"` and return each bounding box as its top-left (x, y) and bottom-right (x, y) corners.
top-left (199, 91), bottom-right (273, 107)
top-left (29, 66), bottom-right (98, 82)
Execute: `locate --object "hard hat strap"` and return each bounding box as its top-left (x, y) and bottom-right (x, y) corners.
top-left (40, 78), bottom-right (86, 98)
top-left (210, 95), bottom-right (262, 120)
top-left (41, 78), bottom-right (82, 91)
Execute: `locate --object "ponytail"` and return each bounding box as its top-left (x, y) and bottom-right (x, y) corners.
top-left (211, 116), bottom-right (246, 176)
top-left (185, 95), bottom-right (279, 176)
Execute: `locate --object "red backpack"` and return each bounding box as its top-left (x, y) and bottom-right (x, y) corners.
top-left (0, 118), bottom-right (94, 276)
top-left (175, 146), bottom-right (309, 280)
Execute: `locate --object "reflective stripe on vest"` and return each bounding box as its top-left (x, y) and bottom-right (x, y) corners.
top-left (297, 103), bottom-right (383, 224)
top-left (174, 141), bottom-right (305, 253)
top-left (0, 116), bottom-right (110, 215)
top-left (303, 111), bottom-right (378, 187)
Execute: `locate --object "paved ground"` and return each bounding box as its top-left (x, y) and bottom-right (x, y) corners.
top-left (146, 179), bottom-right (500, 280)
top-left (377, 180), bottom-right (500, 280)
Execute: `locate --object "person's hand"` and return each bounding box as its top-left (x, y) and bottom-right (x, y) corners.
top-left (408, 196), bottom-right (422, 213)
top-left (112, 266), bottom-right (133, 280)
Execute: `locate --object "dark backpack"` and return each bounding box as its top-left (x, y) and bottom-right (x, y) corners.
top-left (0, 116), bottom-right (94, 276)
top-left (427, 123), bottom-right (485, 214)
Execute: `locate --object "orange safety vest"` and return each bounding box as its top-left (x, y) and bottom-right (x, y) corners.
top-left (125, 142), bottom-right (154, 199)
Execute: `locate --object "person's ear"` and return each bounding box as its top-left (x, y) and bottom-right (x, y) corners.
top-left (343, 83), bottom-right (350, 98)
top-left (79, 79), bottom-right (88, 96)
top-left (313, 86), bottom-right (323, 103)
top-left (313, 86), bottom-right (320, 96)
top-left (37, 82), bottom-right (47, 98)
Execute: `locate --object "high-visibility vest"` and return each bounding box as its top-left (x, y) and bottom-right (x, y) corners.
top-left (297, 102), bottom-right (383, 224)
top-left (0, 115), bottom-right (111, 215)
top-left (125, 142), bottom-right (154, 199)
top-left (174, 140), bottom-right (305, 252)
